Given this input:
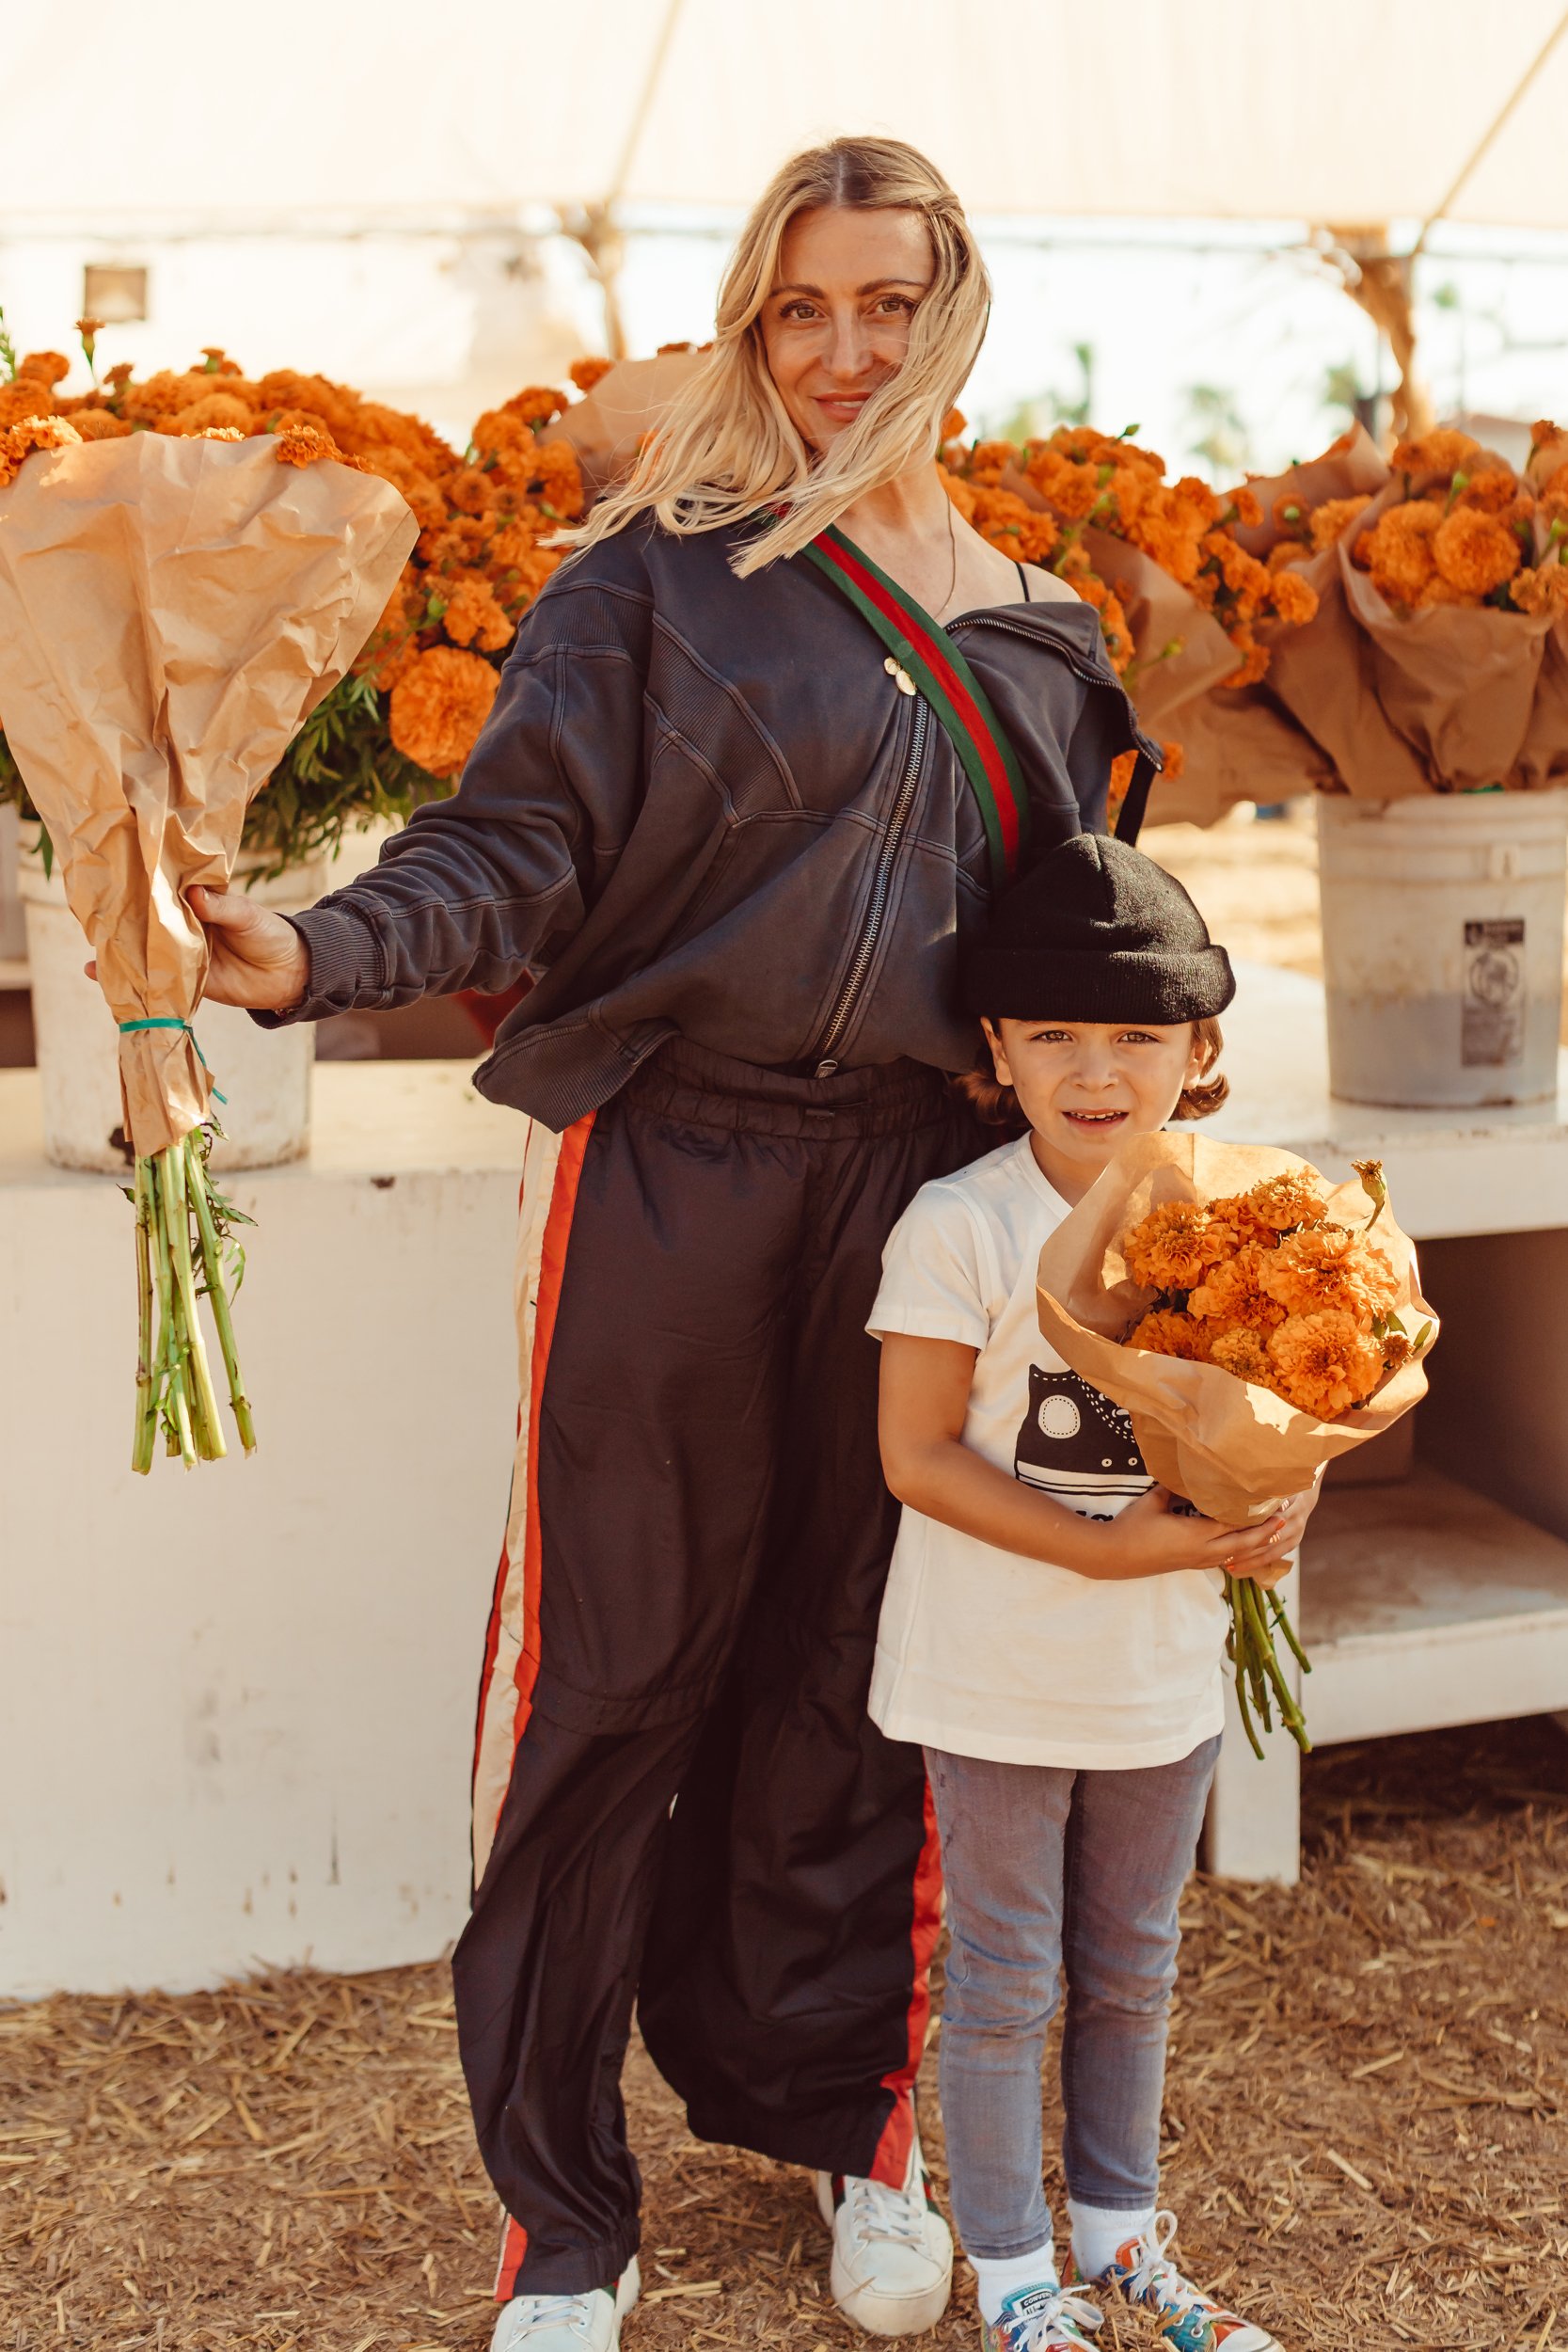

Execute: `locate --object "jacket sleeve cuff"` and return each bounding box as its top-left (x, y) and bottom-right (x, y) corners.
top-left (247, 906), bottom-right (382, 1029)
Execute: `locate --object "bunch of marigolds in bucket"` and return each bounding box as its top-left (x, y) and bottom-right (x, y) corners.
top-left (1273, 420), bottom-right (1568, 615)
top-left (1120, 1164), bottom-right (1431, 1756)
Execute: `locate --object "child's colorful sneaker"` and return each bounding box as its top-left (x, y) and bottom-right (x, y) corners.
top-left (980, 2280), bottom-right (1102, 2352)
top-left (1069, 2212), bottom-right (1280, 2351)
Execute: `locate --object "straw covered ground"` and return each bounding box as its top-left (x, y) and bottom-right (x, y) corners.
top-left (5, 1711), bottom-right (1568, 2352)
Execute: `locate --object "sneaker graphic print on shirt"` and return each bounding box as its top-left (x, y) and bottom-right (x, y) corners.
top-left (1013, 1366), bottom-right (1149, 1520)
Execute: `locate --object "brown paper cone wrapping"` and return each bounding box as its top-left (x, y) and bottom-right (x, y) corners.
top-left (1231, 424), bottom-right (1391, 561)
top-left (1146, 685), bottom-right (1336, 828)
top-left (1518, 620), bottom-right (1568, 788)
top-left (1035, 1131), bottom-right (1437, 1525)
top-left (542, 353), bottom-right (705, 499)
top-left (0, 436), bottom-right (417, 1153)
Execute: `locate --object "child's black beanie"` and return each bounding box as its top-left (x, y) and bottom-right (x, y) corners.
top-left (960, 831), bottom-right (1235, 1023)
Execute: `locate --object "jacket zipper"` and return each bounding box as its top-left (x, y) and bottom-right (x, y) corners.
top-left (811, 697), bottom-right (929, 1077)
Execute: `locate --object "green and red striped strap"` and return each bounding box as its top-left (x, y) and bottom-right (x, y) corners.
top-left (801, 524), bottom-right (1030, 890)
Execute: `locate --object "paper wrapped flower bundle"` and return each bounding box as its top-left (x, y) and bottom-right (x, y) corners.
top-left (1037, 1132), bottom-right (1438, 1755)
top-left (0, 424), bottom-right (416, 1470)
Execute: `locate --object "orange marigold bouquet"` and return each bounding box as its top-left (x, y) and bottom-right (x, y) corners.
top-left (1036, 1133), bottom-right (1437, 1755)
top-left (0, 421), bottom-right (415, 1472)
top-left (1261, 421), bottom-right (1568, 797)
top-left (0, 321), bottom-right (596, 866)
top-left (936, 417), bottom-right (1323, 825)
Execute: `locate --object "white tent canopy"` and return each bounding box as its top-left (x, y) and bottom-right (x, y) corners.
top-left (4, 0), bottom-right (1568, 234)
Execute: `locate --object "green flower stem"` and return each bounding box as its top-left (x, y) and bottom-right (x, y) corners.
top-left (132, 1156), bottom-right (158, 1476)
top-left (156, 1143), bottom-right (226, 1464)
top-left (1225, 1576), bottom-right (1265, 1761)
top-left (185, 1132), bottom-right (256, 1455)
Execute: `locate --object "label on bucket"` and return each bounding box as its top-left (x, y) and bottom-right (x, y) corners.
top-left (1462, 917), bottom-right (1525, 1067)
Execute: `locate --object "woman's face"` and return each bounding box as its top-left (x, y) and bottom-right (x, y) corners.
top-left (759, 204), bottom-right (934, 453)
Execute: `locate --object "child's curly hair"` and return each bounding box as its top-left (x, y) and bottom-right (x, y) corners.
top-left (953, 1016), bottom-right (1229, 1138)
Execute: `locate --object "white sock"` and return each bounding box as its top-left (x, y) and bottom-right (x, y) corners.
top-left (971, 2245), bottom-right (1057, 2323)
top-left (1068, 2200), bottom-right (1155, 2282)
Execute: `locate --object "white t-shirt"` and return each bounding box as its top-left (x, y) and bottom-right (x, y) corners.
top-left (867, 1136), bottom-right (1227, 1771)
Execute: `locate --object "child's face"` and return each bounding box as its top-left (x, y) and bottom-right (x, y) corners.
top-left (985, 1016), bottom-right (1207, 1198)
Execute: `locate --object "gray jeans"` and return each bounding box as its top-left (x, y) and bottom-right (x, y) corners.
top-left (925, 1737), bottom-right (1221, 2260)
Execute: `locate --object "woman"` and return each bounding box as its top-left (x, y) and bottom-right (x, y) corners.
top-left (198, 136), bottom-right (1161, 2352)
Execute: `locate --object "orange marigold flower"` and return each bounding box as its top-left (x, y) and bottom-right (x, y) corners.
top-left (1266, 1311), bottom-right (1386, 1419)
top-left (256, 370), bottom-right (359, 435)
top-left (1228, 485), bottom-right (1264, 528)
top-left (1220, 628), bottom-right (1270, 690)
top-left (0, 383), bottom-right (57, 427)
top-left (1266, 567), bottom-right (1319, 626)
top-left (17, 350), bottom-right (71, 387)
top-left (194, 426), bottom-right (245, 443)
top-left (1307, 493), bottom-right (1371, 553)
top-left (528, 439), bottom-right (584, 518)
top-left (569, 357), bottom-right (615, 393)
top-left (501, 385), bottom-right (567, 428)
top-left (1120, 1200), bottom-right (1231, 1293)
top-left (1208, 1327), bottom-right (1280, 1391)
top-left (1358, 500), bottom-right (1443, 607)
top-left (941, 470), bottom-right (978, 522)
top-left (175, 390), bottom-right (256, 435)
top-left (1025, 447), bottom-right (1104, 521)
top-left (500, 544), bottom-right (564, 610)
top-left (388, 646), bottom-right (500, 779)
top-left (1127, 1309), bottom-right (1213, 1362)
top-left (1513, 561), bottom-right (1568, 617)
top-left (273, 421), bottom-right (361, 470)
top-left (1159, 735), bottom-right (1184, 781)
top-left (449, 463), bottom-right (499, 516)
top-left (1432, 508), bottom-right (1522, 597)
top-left (1188, 1246), bottom-right (1288, 1332)
top-left (1258, 1225), bottom-right (1401, 1327)
top-left (0, 413), bottom-right (81, 487)
top-left (1392, 427), bottom-right (1481, 480)
top-left (441, 574), bottom-right (515, 653)
top-left (1454, 467), bottom-right (1520, 515)
top-left (357, 447), bottom-right (448, 532)
top-left (66, 408), bottom-right (133, 441)
top-left (1237, 1172), bottom-right (1330, 1233)
top-left (941, 406), bottom-right (967, 443)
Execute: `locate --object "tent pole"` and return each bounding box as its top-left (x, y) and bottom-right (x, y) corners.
top-left (561, 0), bottom-right (687, 358)
top-left (1411, 6), bottom-right (1568, 259)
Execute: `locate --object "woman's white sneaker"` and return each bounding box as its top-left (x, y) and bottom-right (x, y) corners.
top-left (815, 2136), bottom-right (954, 2335)
top-left (490, 2256), bottom-right (641, 2352)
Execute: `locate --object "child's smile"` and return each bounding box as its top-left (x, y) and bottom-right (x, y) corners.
top-left (983, 1018), bottom-right (1210, 1204)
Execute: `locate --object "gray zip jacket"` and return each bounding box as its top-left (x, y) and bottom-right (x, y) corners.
top-left (264, 519), bottom-right (1161, 1131)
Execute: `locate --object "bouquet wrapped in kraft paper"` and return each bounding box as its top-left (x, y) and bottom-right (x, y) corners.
top-left (1037, 1131), bottom-right (1437, 1754)
top-left (1263, 421), bottom-right (1568, 795)
top-left (0, 425), bottom-right (416, 1470)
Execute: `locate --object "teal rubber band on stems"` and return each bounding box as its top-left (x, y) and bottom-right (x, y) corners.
top-left (117, 1017), bottom-right (228, 1104)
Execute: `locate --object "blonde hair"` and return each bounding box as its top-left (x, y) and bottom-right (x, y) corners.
top-left (562, 135), bottom-right (990, 579)
top-left (955, 1018), bottom-right (1231, 1136)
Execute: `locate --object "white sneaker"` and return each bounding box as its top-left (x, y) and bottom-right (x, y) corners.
top-left (490, 2256), bottom-right (641, 2352)
top-left (816, 2134), bottom-right (954, 2335)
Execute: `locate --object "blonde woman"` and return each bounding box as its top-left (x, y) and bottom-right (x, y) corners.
top-left (198, 136), bottom-right (1160, 2352)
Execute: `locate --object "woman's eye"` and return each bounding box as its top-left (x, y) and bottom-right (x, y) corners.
top-left (875, 294), bottom-right (916, 316)
top-left (779, 300), bottom-right (819, 323)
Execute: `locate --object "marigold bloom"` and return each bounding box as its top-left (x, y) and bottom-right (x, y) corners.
top-left (1358, 500), bottom-right (1443, 607)
top-left (1237, 1172), bottom-right (1330, 1233)
top-left (941, 470), bottom-right (979, 522)
top-left (1127, 1309), bottom-right (1213, 1361)
top-left (940, 406), bottom-right (967, 442)
top-left (1266, 1311), bottom-right (1386, 1418)
top-left (441, 575), bottom-right (515, 653)
top-left (570, 357), bottom-right (615, 393)
top-left (175, 391), bottom-right (256, 435)
top-left (1209, 1327), bottom-right (1279, 1391)
top-left (273, 421), bottom-right (360, 470)
top-left (1228, 486), bottom-right (1264, 528)
top-left (501, 386), bottom-right (567, 428)
top-left (1454, 467), bottom-right (1520, 515)
top-left (1432, 508), bottom-right (1522, 598)
top-left (0, 414), bottom-right (81, 487)
top-left (388, 646), bottom-right (500, 779)
top-left (449, 464), bottom-right (499, 516)
top-left (0, 384), bottom-right (57, 428)
top-left (1392, 427), bottom-right (1481, 480)
top-left (1266, 568), bottom-right (1319, 626)
top-left (1513, 562), bottom-right (1568, 617)
top-left (65, 409), bottom-right (133, 441)
top-left (1308, 493), bottom-right (1371, 553)
top-left (1187, 1246), bottom-right (1287, 1332)
top-left (1258, 1225), bottom-right (1400, 1327)
top-left (17, 350), bottom-right (71, 387)
top-left (1121, 1200), bottom-right (1231, 1293)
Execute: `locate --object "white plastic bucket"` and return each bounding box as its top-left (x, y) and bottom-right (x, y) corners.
top-left (20, 835), bottom-right (324, 1172)
top-left (1317, 789), bottom-right (1568, 1109)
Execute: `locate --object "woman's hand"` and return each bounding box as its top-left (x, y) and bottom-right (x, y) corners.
top-left (1109, 1486), bottom-right (1301, 1584)
top-left (87, 884), bottom-right (310, 1011)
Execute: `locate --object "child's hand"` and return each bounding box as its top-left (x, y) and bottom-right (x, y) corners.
top-left (1109, 1486), bottom-right (1299, 1581)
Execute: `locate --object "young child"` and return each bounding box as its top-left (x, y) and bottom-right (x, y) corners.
top-left (869, 834), bottom-right (1311, 2352)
